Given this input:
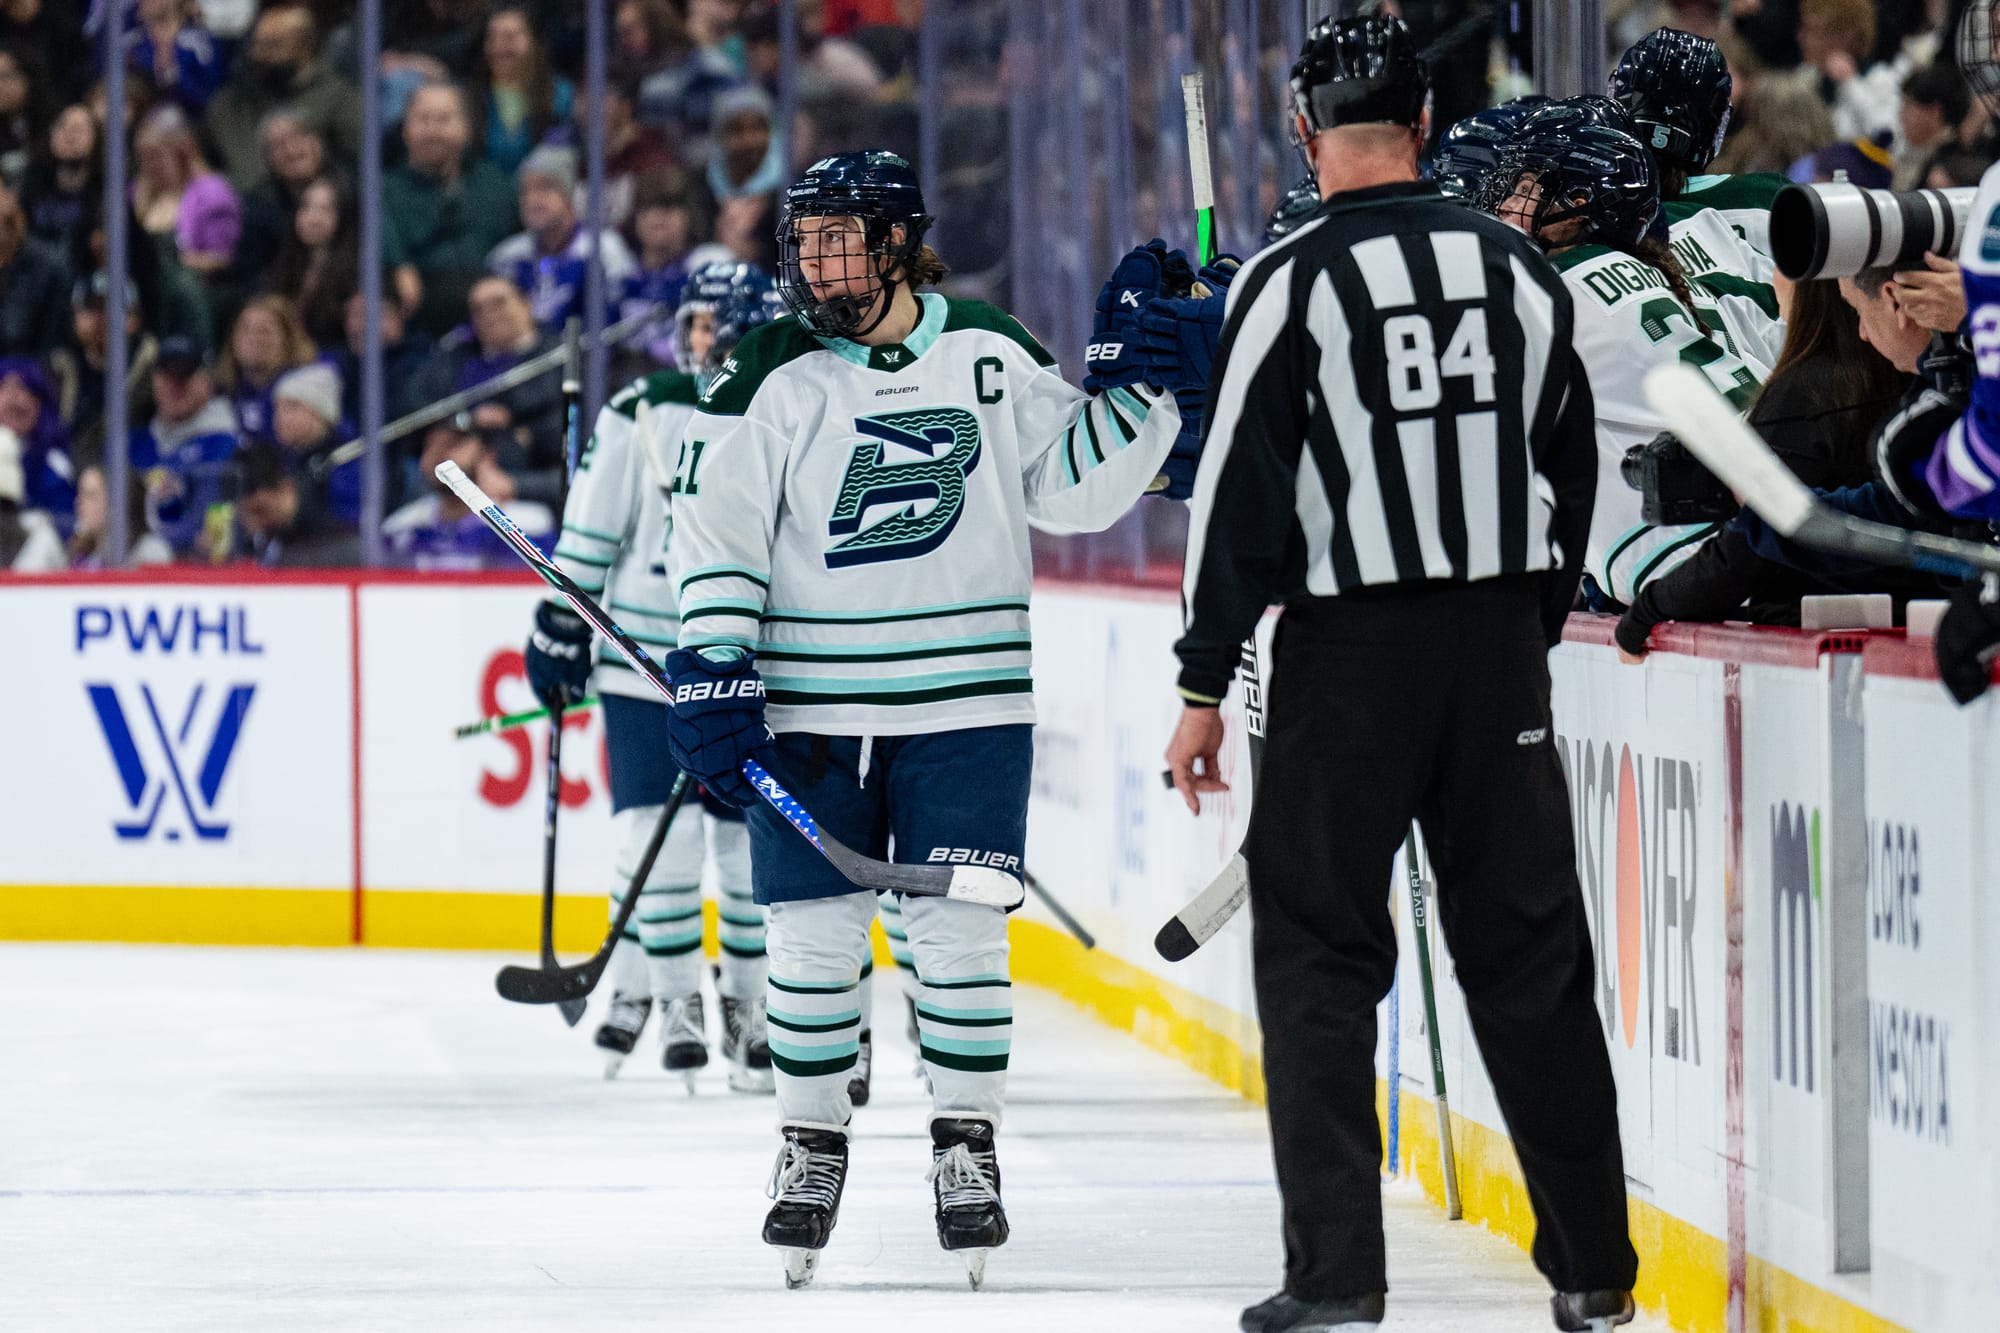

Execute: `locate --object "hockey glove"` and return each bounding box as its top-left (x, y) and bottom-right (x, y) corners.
top-left (662, 648), bottom-right (771, 808)
top-left (1084, 240), bottom-right (1189, 394)
top-left (1135, 257), bottom-right (1239, 395)
top-left (525, 600), bottom-right (594, 708)
top-left (1935, 573), bottom-right (2000, 705)
top-left (1871, 384), bottom-right (1963, 524)
top-left (1148, 387), bottom-right (1207, 501)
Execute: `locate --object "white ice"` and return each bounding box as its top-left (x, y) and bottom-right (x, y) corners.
top-left (1, 945), bottom-right (1669, 1331)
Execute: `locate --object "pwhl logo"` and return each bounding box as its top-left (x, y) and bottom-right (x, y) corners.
top-left (1556, 734), bottom-right (1702, 1064)
top-left (1771, 802), bottom-right (1820, 1092)
top-left (76, 602), bottom-right (263, 842)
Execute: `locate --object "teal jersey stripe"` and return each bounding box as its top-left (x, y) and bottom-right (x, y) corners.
top-left (916, 1003), bottom-right (1014, 1024)
top-left (757, 632), bottom-right (1031, 664)
top-left (719, 939), bottom-right (767, 958)
top-left (765, 677), bottom-right (1033, 709)
top-left (919, 1032), bottom-right (1013, 1058)
top-left (764, 665), bottom-right (1032, 695)
top-left (1062, 416), bottom-right (1082, 486)
top-left (920, 1045), bottom-right (1009, 1073)
top-left (769, 975), bottom-right (858, 995)
top-left (771, 1049), bottom-right (860, 1078)
top-left (1103, 393), bottom-right (1138, 444)
top-left (553, 547), bottom-right (615, 567)
top-left (761, 597), bottom-right (1029, 626)
top-left (1081, 403), bottom-right (1106, 466)
top-left (681, 565), bottom-right (770, 590)
top-left (917, 972), bottom-right (1012, 990)
top-left (643, 935), bottom-right (704, 956)
top-left (718, 908), bottom-right (764, 928)
top-left (561, 522), bottom-right (622, 544)
top-left (916, 1011), bottom-right (1013, 1029)
top-left (638, 906), bottom-right (703, 925)
top-left (767, 1011), bottom-right (862, 1035)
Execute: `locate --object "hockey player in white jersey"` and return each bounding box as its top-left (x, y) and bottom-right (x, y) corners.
top-left (525, 261), bottom-right (777, 1090)
top-left (1479, 117), bottom-right (1773, 605)
top-left (658, 150), bottom-right (1184, 1288)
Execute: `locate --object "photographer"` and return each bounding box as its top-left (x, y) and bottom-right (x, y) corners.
top-left (1617, 274), bottom-right (1916, 657)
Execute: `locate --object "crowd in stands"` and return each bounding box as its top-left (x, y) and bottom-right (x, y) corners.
top-left (0, 0), bottom-right (938, 571)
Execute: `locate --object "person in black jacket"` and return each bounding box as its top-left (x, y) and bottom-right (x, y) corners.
top-left (1616, 275), bottom-right (1916, 657)
top-left (0, 183), bottom-right (68, 357)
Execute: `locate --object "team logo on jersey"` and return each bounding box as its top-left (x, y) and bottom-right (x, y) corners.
top-left (825, 407), bottom-right (983, 568)
top-left (87, 682), bottom-right (256, 841)
top-left (1983, 202), bottom-right (2000, 263)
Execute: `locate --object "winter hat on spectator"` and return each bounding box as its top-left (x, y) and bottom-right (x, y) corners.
top-left (275, 363), bottom-right (342, 426)
top-left (519, 145), bottom-right (580, 196)
top-left (73, 271), bottom-right (141, 311)
top-left (1805, 132), bottom-right (1895, 189)
top-left (155, 336), bottom-right (210, 377)
top-left (0, 426), bottom-right (23, 505)
top-left (713, 84), bottom-right (775, 130)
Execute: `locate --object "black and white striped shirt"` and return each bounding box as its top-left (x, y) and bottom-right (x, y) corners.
top-left (1176, 179), bottom-right (1599, 703)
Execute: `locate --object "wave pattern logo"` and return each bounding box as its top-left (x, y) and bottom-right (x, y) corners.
top-left (87, 683), bottom-right (255, 841)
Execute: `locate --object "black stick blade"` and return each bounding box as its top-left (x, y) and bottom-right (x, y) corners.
top-left (1154, 916), bottom-right (1200, 962)
top-left (496, 959), bottom-right (604, 1006)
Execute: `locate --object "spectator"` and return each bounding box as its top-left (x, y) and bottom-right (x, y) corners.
top-left (67, 461), bottom-right (175, 567)
top-left (121, 0), bottom-right (225, 115)
top-left (19, 104), bottom-right (100, 252)
top-left (1895, 63), bottom-right (1971, 189)
top-left (228, 439), bottom-right (358, 566)
top-left (450, 275), bottom-right (565, 507)
top-left (1801, 132), bottom-right (1896, 188)
top-left (382, 81), bottom-right (518, 338)
top-left (613, 0), bottom-right (681, 83)
top-left (383, 415), bottom-right (553, 569)
top-left (0, 354), bottom-right (74, 519)
top-left (270, 359), bottom-right (359, 523)
top-left (266, 174), bottom-right (358, 347)
top-left (473, 3), bottom-right (573, 177)
top-left (634, 5), bottom-right (738, 159)
top-left (1713, 69), bottom-right (1834, 176)
top-left (219, 294), bottom-right (316, 443)
top-left (205, 3), bottom-right (362, 196)
top-left (132, 334), bottom-right (239, 556)
top-left (685, 0), bottom-right (750, 75)
top-left (0, 185), bottom-right (70, 358)
top-left (132, 104), bottom-right (240, 277)
top-left (0, 43), bottom-right (49, 189)
top-left (0, 421), bottom-right (61, 569)
top-left (1924, 145), bottom-right (1991, 188)
top-left (73, 202), bottom-right (215, 354)
top-left (1798, 0), bottom-right (1901, 140)
top-left (0, 0), bottom-right (90, 106)
top-left (708, 84), bottom-right (785, 203)
top-left (331, 289), bottom-right (441, 431)
top-left (619, 169), bottom-right (726, 367)
top-left (547, 75), bottom-right (676, 229)
top-left (383, 0), bottom-right (487, 90)
top-left (486, 146), bottom-right (638, 332)
top-left (49, 271), bottom-right (156, 469)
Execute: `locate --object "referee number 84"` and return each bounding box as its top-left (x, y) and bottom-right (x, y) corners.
top-left (1382, 310), bottom-right (1497, 412)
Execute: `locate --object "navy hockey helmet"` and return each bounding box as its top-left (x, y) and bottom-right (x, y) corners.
top-left (674, 261), bottom-right (774, 377)
top-left (1290, 15), bottom-right (1431, 137)
top-left (776, 150), bottom-right (934, 340)
top-left (1479, 121), bottom-right (1660, 251)
top-left (1432, 98), bottom-right (1547, 201)
top-left (1607, 28), bottom-right (1733, 171)
top-left (1265, 178), bottom-right (1323, 242)
top-left (709, 287), bottom-right (786, 384)
top-left (1960, 0), bottom-right (2000, 117)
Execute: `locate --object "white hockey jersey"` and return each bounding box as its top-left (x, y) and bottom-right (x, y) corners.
top-left (1551, 241), bottom-right (1775, 605)
top-left (666, 293), bottom-right (1180, 736)
top-left (550, 371), bottom-right (701, 701)
top-left (1665, 205), bottom-right (1786, 372)
top-left (1667, 171), bottom-right (1789, 267)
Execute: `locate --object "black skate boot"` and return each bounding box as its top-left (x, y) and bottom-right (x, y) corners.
top-left (1551, 1289), bottom-right (1634, 1332)
top-left (658, 994), bottom-right (707, 1093)
top-left (763, 1125), bottom-right (849, 1289)
top-left (1240, 1291), bottom-right (1385, 1331)
top-left (928, 1117), bottom-right (1007, 1289)
top-left (720, 994), bottom-right (774, 1094)
top-left (592, 992), bottom-right (650, 1080)
top-left (847, 1029), bottom-right (873, 1107)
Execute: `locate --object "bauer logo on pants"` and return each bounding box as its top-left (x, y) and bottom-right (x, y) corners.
top-left (86, 682), bottom-right (256, 842)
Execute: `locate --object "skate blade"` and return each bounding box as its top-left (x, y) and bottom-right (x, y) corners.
top-left (961, 1248), bottom-right (989, 1290)
top-left (602, 1052), bottom-right (627, 1081)
top-left (782, 1248), bottom-right (819, 1289)
top-left (682, 1070), bottom-right (699, 1095)
top-left (728, 1064), bottom-right (776, 1094)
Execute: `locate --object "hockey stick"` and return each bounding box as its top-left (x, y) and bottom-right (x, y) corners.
top-left (1154, 637), bottom-right (1265, 960)
top-left (454, 696), bottom-right (598, 741)
top-left (1022, 868), bottom-right (1096, 950)
top-left (537, 705), bottom-right (589, 1026)
top-left (434, 460), bottom-right (1024, 911)
top-left (1405, 825), bottom-right (1461, 1219)
top-left (496, 774), bottom-right (690, 1005)
top-left (1643, 363), bottom-right (2000, 578)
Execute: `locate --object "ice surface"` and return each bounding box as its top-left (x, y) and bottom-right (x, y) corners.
top-left (0, 945), bottom-right (1668, 1331)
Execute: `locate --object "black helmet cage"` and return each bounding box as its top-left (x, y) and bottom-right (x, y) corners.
top-left (776, 156), bottom-right (933, 340)
top-left (1289, 15), bottom-right (1432, 140)
top-left (1961, 0), bottom-right (2000, 117)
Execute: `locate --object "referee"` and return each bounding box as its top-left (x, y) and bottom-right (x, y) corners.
top-left (1163, 18), bottom-right (1638, 1333)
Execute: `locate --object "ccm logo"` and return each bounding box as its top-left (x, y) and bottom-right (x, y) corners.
top-left (1086, 341), bottom-right (1124, 360)
top-left (1517, 727), bottom-right (1548, 746)
top-left (673, 679), bottom-right (766, 705)
top-left (926, 847), bottom-right (1022, 872)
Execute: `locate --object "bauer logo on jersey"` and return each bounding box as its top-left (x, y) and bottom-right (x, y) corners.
top-left (86, 682), bottom-right (256, 841)
top-left (825, 407), bottom-right (983, 569)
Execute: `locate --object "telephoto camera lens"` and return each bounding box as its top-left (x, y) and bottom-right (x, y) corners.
top-left (1770, 183), bottom-right (1977, 281)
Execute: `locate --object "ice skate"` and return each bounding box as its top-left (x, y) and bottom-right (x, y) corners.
top-left (592, 991), bottom-right (650, 1079)
top-left (763, 1125), bottom-right (849, 1289)
top-left (1239, 1290), bottom-right (1385, 1331)
top-left (658, 994), bottom-right (707, 1092)
top-left (1551, 1289), bottom-right (1634, 1332)
top-left (928, 1117), bottom-right (1007, 1289)
top-left (847, 1029), bottom-right (872, 1107)
top-left (720, 994), bottom-right (774, 1093)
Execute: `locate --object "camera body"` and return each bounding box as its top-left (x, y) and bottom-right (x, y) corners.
top-left (1621, 430), bottom-right (1739, 526)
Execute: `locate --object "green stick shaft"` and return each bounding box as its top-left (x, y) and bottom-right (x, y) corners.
top-left (454, 696), bottom-right (599, 740)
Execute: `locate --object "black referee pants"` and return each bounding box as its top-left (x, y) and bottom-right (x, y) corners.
top-left (1244, 576), bottom-right (1637, 1302)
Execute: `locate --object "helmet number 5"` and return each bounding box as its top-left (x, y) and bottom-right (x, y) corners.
top-left (1383, 310), bottom-right (1497, 413)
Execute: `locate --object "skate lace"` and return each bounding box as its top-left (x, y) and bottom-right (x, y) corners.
top-left (767, 1139), bottom-right (842, 1209)
top-left (926, 1143), bottom-right (998, 1212)
top-left (607, 994), bottom-right (648, 1027)
top-left (662, 996), bottom-right (703, 1043)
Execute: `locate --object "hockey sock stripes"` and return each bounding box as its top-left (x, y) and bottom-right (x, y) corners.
top-left (766, 975), bottom-right (863, 1078)
top-left (718, 882), bottom-right (767, 959)
top-left (878, 892), bottom-right (917, 972)
top-left (913, 972), bottom-right (1012, 1074)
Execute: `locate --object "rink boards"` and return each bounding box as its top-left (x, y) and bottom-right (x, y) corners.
top-left (2, 570), bottom-right (1996, 1333)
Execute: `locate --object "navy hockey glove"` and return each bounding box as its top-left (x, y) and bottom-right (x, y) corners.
top-left (662, 648), bottom-right (771, 808)
top-left (1136, 257), bottom-right (1239, 394)
top-left (1871, 384), bottom-right (1963, 523)
top-left (1935, 573), bottom-right (2000, 705)
top-left (525, 601), bottom-right (594, 708)
top-left (1084, 240), bottom-right (1189, 393)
